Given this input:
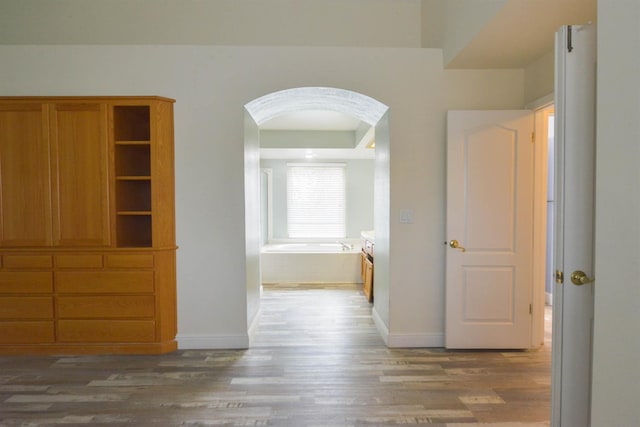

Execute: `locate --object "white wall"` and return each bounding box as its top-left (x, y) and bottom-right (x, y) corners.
top-left (592, 0), bottom-right (640, 424)
top-left (420, 0), bottom-right (445, 48)
top-left (441, 0), bottom-right (506, 66)
top-left (0, 0), bottom-right (422, 48)
top-left (260, 159), bottom-right (374, 240)
top-left (524, 50), bottom-right (554, 105)
top-left (244, 112), bottom-right (262, 338)
top-left (0, 45), bottom-right (524, 348)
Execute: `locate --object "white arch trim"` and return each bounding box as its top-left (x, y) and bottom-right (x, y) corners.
top-left (245, 87), bottom-right (389, 126)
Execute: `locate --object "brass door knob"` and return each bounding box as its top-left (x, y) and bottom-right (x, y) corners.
top-left (449, 239), bottom-right (466, 252)
top-left (570, 270), bottom-right (595, 286)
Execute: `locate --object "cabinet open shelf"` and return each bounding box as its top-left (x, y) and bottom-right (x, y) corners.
top-left (116, 179), bottom-right (151, 212)
top-left (116, 215), bottom-right (152, 248)
top-left (114, 106), bottom-right (150, 141)
top-left (113, 105), bottom-right (154, 248)
top-left (115, 144), bottom-right (151, 177)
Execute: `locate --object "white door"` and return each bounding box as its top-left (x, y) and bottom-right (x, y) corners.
top-left (551, 24), bottom-right (596, 427)
top-left (446, 110), bottom-right (534, 349)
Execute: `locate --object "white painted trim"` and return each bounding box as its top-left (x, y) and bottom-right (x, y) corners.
top-left (260, 168), bottom-right (273, 243)
top-left (177, 334), bottom-right (249, 350)
top-left (525, 93), bottom-right (554, 110)
top-left (247, 307), bottom-right (262, 346)
top-left (371, 307), bottom-right (444, 348)
top-left (387, 333), bottom-right (444, 348)
top-left (371, 307), bottom-right (389, 345)
top-left (245, 87), bottom-right (389, 127)
top-left (531, 105), bottom-right (554, 348)
top-left (546, 292), bottom-right (553, 306)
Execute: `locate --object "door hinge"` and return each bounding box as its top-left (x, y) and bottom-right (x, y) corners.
top-left (567, 25), bottom-right (573, 52)
top-left (531, 132), bottom-right (535, 144)
top-left (555, 270), bottom-right (564, 284)
top-left (529, 304), bottom-right (533, 315)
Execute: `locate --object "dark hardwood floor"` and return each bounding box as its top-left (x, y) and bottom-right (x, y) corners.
top-left (0, 283), bottom-right (551, 426)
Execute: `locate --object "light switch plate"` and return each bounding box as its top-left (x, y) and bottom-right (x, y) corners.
top-left (400, 209), bottom-right (413, 224)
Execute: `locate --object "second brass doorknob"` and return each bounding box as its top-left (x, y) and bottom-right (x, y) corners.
top-left (570, 270), bottom-right (595, 286)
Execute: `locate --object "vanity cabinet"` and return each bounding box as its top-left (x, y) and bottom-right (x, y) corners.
top-left (0, 96), bottom-right (176, 355)
top-left (361, 234), bottom-right (374, 303)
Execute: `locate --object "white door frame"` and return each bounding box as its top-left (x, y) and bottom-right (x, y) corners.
top-left (531, 102), bottom-right (555, 348)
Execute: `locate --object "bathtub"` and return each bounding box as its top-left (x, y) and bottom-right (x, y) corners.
top-left (261, 241), bottom-right (362, 284)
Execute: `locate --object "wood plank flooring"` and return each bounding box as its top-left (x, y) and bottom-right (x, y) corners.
top-left (0, 283), bottom-right (551, 426)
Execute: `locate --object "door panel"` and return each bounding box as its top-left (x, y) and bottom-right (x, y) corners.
top-left (552, 24), bottom-right (596, 427)
top-left (50, 103), bottom-right (110, 246)
top-left (0, 103), bottom-right (52, 246)
top-left (446, 110), bottom-right (534, 349)
top-left (465, 126), bottom-right (517, 250)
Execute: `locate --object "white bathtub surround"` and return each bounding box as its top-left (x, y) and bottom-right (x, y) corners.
top-left (261, 240), bottom-right (362, 284)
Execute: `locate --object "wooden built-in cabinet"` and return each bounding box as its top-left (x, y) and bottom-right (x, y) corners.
top-left (0, 97), bottom-right (177, 355)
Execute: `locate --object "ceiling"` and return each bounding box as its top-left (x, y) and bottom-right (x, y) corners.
top-left (447, 0), bottom-right (597, 68)
top-left (259, 111), bottom-right (373, 160)
top-left (260, 0), bottom-right (597, 158)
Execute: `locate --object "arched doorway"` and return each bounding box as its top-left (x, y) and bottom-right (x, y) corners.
top-left (243, 87), bottom-right (391, 345)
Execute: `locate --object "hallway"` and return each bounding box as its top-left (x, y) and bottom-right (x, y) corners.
top-left (0, 283), bottom-right (551, 426)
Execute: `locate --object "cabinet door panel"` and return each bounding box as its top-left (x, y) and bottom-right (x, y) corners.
top-left (57, 295), bottom-right (155, 318)
top-left (57, 320), bottom-right (155, 343)
top-left (105, 254), bottom-right (154, 269)
top-left (363, 258), bottom-right (373, 303)
top-left (0, 104), bottom-right (52, 246)
top-left (0, 321), bottom-right (55, 343)
top-left (0, 272), bottom-right (53, 293)
top-left (0, 297), bottom-right (53, 319)
top-left (55, 271), bottom-right (154, 293)
top-left (55, 254), bottom-right (103, 269)
top-left (3, 255), bottom-right (52, 269)
top-left (50, 103), bottom-right (110, 247)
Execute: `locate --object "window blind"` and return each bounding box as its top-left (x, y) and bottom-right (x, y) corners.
top-left (287, 164), bottom-right (346, 238)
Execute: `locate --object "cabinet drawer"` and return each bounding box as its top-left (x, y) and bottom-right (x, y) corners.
top-left (57, 320), bottom-right (155, 343)
top-left (105, 254), bottom-right (154, 269)
top-left (0, 272), bottom-right (53, 293)
top-left (2, 255), bottom-right (52, 269)
top-left (0, 297), bottom-right (53, 319)
top-left (55, 254), bottom-right (103, 269)
top-left (55, 271), bottom-right (153, 293)
top-left (57, 296), bottom-right (155, 318)
top-left (0, 321), bottom-right (55, 343)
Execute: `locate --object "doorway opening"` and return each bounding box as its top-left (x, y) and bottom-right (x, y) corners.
top-left (533, 103), bottom-right (555, 349)
top-left (243, 87), bottom-right (390, 346)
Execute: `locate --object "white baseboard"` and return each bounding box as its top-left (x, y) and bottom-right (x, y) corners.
top-left (387, 332), bottom-right (444, 348)
top-left (177, 334), bottom-right (249, 350)
top-left (247, 308), bottom-right (261, 345)
top-left (371, 307), bottom-right (444, 348)
top-left (371, 307), bottom-right (389, 345)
